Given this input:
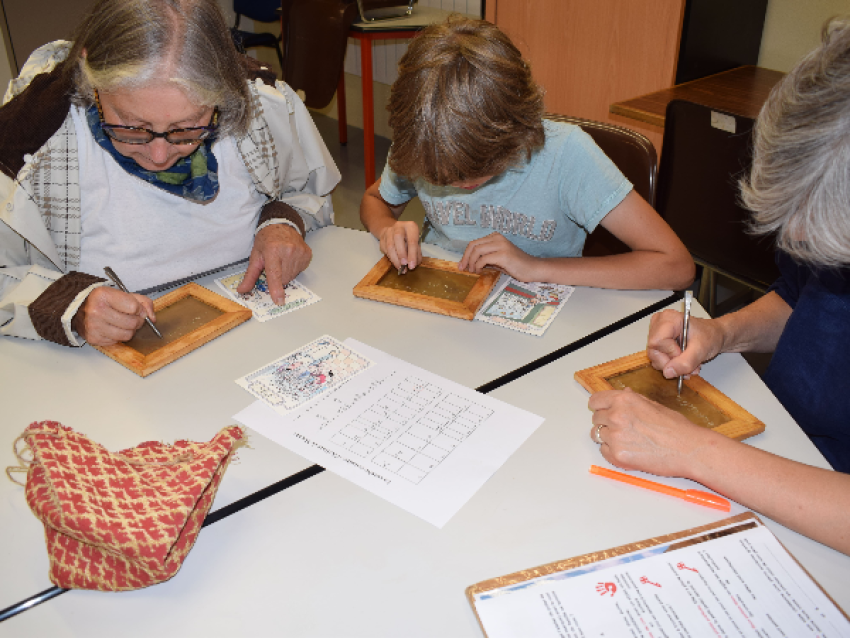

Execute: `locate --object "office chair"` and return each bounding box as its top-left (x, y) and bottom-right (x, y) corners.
top-left (545, 113), bottom-right (658, 257)
top-left (231, 0), bottom-right (285, 74)
top-left (655, 99), bottom-right (779, 316)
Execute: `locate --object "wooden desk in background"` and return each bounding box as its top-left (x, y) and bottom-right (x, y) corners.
top-left (610, 65), bottom-right (785, 128)
top-left (338, 7), bottom-right (478, 188)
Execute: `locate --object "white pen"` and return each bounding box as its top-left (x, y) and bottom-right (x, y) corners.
top-left (677, 291), bottom-right (693, 396)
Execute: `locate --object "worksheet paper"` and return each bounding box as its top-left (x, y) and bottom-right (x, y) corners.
top-left (473, 521), bottom-right (850, 638)
top-left (234, 339), bottom-right (544, 528)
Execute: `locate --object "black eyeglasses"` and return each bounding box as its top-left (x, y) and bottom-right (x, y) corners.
top-left (94, 89), bottom-right (219, 146)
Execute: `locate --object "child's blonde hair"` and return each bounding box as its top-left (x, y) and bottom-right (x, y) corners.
top-left (387, 16), bottom-right (545, 186)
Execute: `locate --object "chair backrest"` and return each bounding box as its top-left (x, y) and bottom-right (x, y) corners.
top-left (234, 0), bottom-right (283, 24)
top-left (545, 113), bottom-right (658, 256)
top-left (655, 100), bottom-right (779, 290)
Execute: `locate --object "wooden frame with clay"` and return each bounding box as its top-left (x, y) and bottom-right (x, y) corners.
top-left (353, 256), bottom-right (501, 321)
top-left (574, 351), bottom-right (765, 440)
top-left (93, 283), bottom-right (252, 377)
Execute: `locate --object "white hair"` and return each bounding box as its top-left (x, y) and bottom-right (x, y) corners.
top-left (741, 16), bottom-right (850, 267)
top-left (66, 0), bottom-right (251, 137)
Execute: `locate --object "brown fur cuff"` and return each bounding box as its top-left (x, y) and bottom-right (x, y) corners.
top-left (0, 61), bottom-right (73, 178)
top-left (258, 201), bottom-right (306, 237)
top-left (239, 55), bottom-right (278, 88)
top-left (29, 272), bottom-right (105, 346)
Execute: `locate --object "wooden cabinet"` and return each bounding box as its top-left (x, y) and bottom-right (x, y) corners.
top-left (485, 0), bottom-right (687, 151)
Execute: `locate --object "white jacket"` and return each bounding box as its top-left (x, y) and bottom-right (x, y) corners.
top-left (0, 42), bottom-right (340, 345)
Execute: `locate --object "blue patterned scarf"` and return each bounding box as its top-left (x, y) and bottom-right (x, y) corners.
top-left (85, 105), bottom-right (220, 202)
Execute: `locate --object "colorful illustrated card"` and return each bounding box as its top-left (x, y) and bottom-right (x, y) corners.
top-left (236, 335), bottom-right (374, 413)
top-left (215, 270), bottom-right (320, 322)
top-left (475, 278), bottom-right (574, 336)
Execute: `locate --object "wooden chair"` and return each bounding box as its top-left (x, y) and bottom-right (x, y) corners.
top-left (544, 113), bottom-right (658, 257)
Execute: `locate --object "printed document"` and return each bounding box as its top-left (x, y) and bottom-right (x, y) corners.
top-left (234, 338), bottom-right (544, 527)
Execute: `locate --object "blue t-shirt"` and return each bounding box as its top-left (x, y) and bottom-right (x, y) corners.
top-left (378, 120), bottom-right (632, 257)
top-left (764, 252), bottom-right (850, 472)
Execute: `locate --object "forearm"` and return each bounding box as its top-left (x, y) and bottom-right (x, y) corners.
top-left (360, 181), bottom-right (409, 239)
top-left (688, 434), bottom-right (850, 554)
top-left (715, 292), bottom-right (792, 353)
top-left (522, 249), bottom-right (695, 290)
top-left (361, 201), bottom-right (398, 239)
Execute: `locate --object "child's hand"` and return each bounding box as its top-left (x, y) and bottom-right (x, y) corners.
top-left (379, 220), bottom-right (422, 271)
top-left (458, 233), bottom-right (539, 280)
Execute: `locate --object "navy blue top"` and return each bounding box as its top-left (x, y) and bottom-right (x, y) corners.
top-left (763, 252), bottom-right (850, 472)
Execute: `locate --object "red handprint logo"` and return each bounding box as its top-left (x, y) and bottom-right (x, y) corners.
top-left (639, 576), bottom-right (661, 587)
top-left (596, 582), bottom-right (617, 596)
top-left (677, 562), bottom-right (698, 573)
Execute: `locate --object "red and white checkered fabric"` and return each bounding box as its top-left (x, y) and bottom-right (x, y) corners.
top-left (20, 421), bottom-right (244, 591)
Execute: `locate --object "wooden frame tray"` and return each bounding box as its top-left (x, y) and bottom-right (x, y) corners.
top-left (93, 283), bottom-right (251, 377)
top-left (352, 256), bottom-right (500, 320)
top-left (574, 351), bottom-right (765, 440)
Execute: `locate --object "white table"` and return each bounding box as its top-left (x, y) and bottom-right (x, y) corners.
top-left (4, 298), bottom-right (847, 636)
top-left (0, 226), bottom-right (674, 619)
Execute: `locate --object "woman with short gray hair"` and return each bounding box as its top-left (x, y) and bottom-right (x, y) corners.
top-left (587, 17), bottom-right (850, 555)
top-left (0, 0), bottom-right (339, 347)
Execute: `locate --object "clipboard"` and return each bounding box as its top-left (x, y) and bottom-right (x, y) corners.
top-left (466, 512), bottom-right (849, 637)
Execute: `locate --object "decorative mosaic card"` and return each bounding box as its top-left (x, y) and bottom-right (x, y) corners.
top-left (215, 270), bottom-right (320, 322)
top-left (475, 278), bottom-right (574, 336)
top-left (236, 335), bottom-right (374, 413)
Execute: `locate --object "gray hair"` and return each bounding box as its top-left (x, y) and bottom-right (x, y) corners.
top-left (741, 16), bottom-right (850, 267)
top-left (65, 0), bottom-right (251, 137)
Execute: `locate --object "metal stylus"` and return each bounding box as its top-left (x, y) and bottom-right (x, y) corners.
top-left (677, 291), bottom-right (693, 396)
top-left (103, 267), bottom-right (163, 339)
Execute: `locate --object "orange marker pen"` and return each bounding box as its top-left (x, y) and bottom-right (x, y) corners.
top-left (590, 465), bottom-right (731, 512)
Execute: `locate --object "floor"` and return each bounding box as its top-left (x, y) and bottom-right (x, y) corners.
top-left (311, 112), bottom-right (426, 232)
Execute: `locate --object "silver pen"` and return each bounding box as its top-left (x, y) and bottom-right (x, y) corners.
top-left (103, 267), bottom-right (163, 339)
top-left (677, 290), bottom-right (693, 396)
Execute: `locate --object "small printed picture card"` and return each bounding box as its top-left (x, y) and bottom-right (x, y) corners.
top-left (236, 335), bottom-right (374, 413)
top-left (215, 270), bottom-right (320, 322)
top-left (475, 278), bottom-right (575, 336)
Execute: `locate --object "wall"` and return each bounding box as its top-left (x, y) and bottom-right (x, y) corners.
top-left (0, 21), bottom-right (11, 95)
top-left (311, 0), bottom-right (480, 136)
top-left (758, 0), bottom-right (849, 72)
top-left (318, 0), bottom-right (850, 141)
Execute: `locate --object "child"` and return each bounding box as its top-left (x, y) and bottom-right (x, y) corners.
top-left (359, 16), bottom-right (695, 290)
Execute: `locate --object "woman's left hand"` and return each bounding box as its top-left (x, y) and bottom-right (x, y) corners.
top-left (238, 224), bottom-right (312, 304)
top-left (588, 388), bottom-right (718, 478)
top-left (458, 232), bottom-right (540, 281)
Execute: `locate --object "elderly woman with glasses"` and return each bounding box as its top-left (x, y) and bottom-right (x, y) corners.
top-left (0, 0), bottom-right (339, 347)
top-left (588, 17), bottom-right (850, 555)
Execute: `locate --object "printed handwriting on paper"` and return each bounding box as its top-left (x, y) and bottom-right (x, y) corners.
top-left (234, 339), bottom-right (544, 527)
top-left (295, 372), bottom-right (494, 485)
top-left (216, 270), bottom-right (320, 322)
top-left (476, 278), bottom-right (574, 337)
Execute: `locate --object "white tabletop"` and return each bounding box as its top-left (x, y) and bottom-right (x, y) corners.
top-left (0, 226), bottom-right (673, 619)
top-left (4, 296), bottom-right (848, 636)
